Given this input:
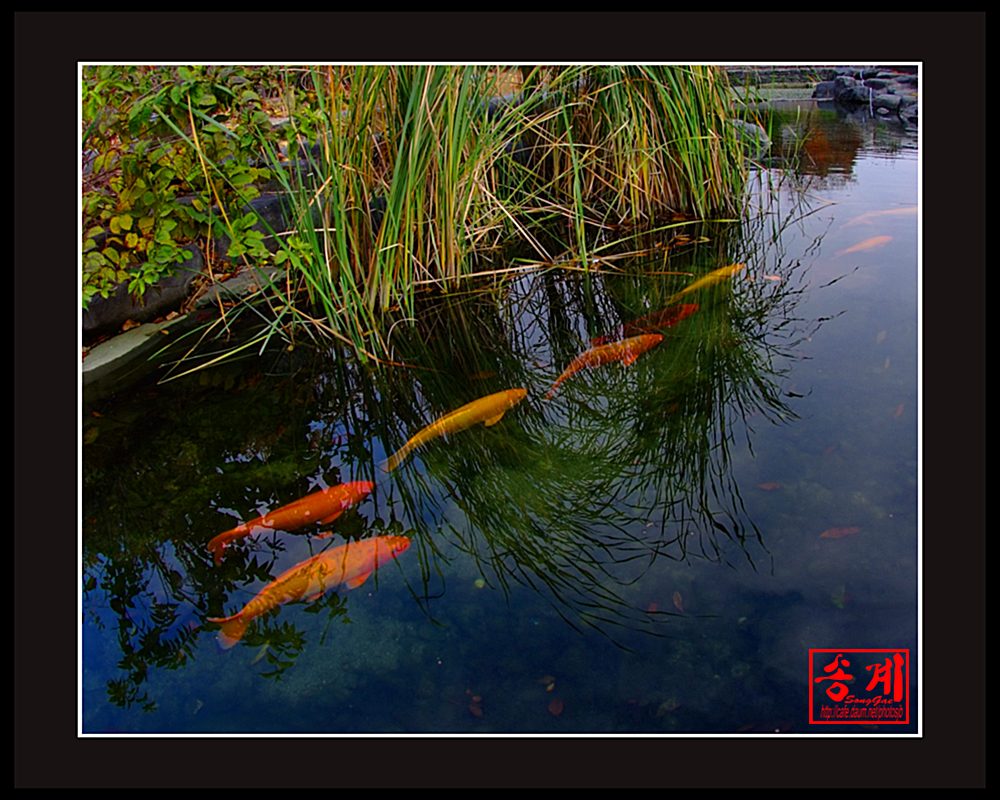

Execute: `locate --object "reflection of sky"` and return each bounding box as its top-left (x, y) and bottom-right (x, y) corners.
top-left (82, 113), bottom-right (919, 735)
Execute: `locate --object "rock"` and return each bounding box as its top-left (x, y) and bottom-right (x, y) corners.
top-left (729, 118), bottom-right (772, 160)
top-left (83, 243), bottom-right (204, 338)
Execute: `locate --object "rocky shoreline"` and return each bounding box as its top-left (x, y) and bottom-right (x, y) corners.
top-left (726, 65), bottom-right (918, 127)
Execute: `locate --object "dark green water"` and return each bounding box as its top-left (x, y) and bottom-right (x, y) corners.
top-left (81, 101), bottom-right (918, 735)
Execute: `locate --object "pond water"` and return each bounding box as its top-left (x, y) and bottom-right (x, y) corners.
top-left (81, 99), bottom-right (919, 735)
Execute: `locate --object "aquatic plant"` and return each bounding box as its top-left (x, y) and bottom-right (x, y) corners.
top-left (93, 65), bottom-right (749, 368)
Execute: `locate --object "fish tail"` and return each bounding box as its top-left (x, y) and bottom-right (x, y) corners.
top-left (381, 444), bottom-right (411, 473)
top-left (207, 614), bottom-right (249, 650)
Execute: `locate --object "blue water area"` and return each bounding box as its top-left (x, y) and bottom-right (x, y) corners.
top-left (81, 100), bottom-right (918, 735)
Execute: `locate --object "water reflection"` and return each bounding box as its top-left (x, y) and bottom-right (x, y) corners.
top-left (82, 101), bottom-right (917, 731)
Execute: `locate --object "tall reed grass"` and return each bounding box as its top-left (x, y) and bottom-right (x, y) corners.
top-left (195, 65), bottom-right (748, 364)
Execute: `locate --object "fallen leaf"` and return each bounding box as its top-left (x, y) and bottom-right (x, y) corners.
top-left (250, 643), bottom-right (271, 665)
top-left (821, 527), bottom-right (860, 539)
top-left (656, 699), bottom-right (681, 716)
top-left (672, 591), bottom-right (684, 613)
top-left (646, 603), bottom-right (659, 614)
top-left (121, 319), bottom-right (140, 332)
top-left (757, 482), bottom-right (782, 490)
top-left (548, 698), bottom-right (564, 716)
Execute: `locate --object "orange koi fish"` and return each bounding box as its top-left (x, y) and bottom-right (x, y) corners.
top-left (382, 388), bottom-right (527, 473)
top-left (667, 263), bottom-right (745, 305)
top-left (208, 535), bottom-right (411, 649)
top-left (838, 206), bottom-right (916, 230)
top-left (545, 333), bottom-right (663, 398)
top-left (591, 303), bottom-right (698, 346)
top-left (208, 481), bottom-right (374, 565)
top-left (835, 236), bottom-right (893, 257)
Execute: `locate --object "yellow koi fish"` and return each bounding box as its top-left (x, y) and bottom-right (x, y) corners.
top-left (207, 535), bottom-right (411, 649)
top-left (382, 388), bottom-right (527, 472)
top-left (667, 263), bottom-right (745, 305)
top-left (835, 235), bottom-right (893, 257)
top-left (545, 333), bottom-right (663, 399)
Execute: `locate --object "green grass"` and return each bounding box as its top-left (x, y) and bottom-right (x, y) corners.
top-left (93, 65), bottom-right (750, 369)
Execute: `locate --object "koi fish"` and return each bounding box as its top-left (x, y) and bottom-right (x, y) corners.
top-left (545, 333), bottom-right (663, 398)
top-left (382, 388), bottom-right (527, 473)
top-left (838, 206), bottom-right (916, 230)
top-left (208, 481), bottom-right (374, 565)
top-left (591, 304), bottom-right (698, 346)
top-left (834, 235), bottom-right (893, 257)
top-left (207, 535), bottom-right (411, 649)
top-left (667, 263), bottom-right (745, 305)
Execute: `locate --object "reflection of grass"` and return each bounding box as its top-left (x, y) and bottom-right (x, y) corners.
top-left (170, 66), bottom-right (747, 372)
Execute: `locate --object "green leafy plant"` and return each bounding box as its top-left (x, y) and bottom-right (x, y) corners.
top-left (82, 65), bottom-right (280, 308)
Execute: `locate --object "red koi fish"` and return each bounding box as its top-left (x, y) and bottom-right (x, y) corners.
top-left (545, 333), bottom-right (663, 398)
top-left (382, 388), bottom-right (527, 473)
top-left (208, 480), bottom-right (374, 565)
top-left (834, 235), bottom-right (893, 257)
top-left (591, 304), bottom-right (698, 346)
top-left (208, 535), bottom-right (411, 649)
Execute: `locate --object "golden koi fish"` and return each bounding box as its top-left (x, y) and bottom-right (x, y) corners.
top-left (382, 388), bottom-right (528, 472)
top-left (545, 333), bottom-right (663, 399)
top-left (835, 235), bottom-right (893, 257)
top-left (208, 535), bottom-right (411, 649)
top-left (208, 481), bottom-right (374, 565)
top-left (667, 263), bottom-right (745, 305)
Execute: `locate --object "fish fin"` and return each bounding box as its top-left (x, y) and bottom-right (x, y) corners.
top-left (313, 530), bottom-right (334, 540)
top-left (207, 614), bottom-right (248, 650)
top-left (317, 510), bottom-right (344, 525)
top-left (208, 538), bottom-right (227, 566)
top-left (345, 571), bottom-right (372, 590)
top-left (483, 411), bottom-right (507, 426)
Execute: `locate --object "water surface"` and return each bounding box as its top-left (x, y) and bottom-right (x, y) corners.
top-left (81, 100), bottom-right (919, 735)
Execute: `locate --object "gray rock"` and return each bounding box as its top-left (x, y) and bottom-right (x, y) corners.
top-left (729, 118), bottom-right (772, 160)
top-left (83, 244), bottom-right (204, 337)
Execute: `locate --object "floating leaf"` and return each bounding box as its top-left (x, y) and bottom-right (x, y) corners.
top-left (646, 602), bottom-right (659, 614)
top-left (894, 404), bottom-right (904, 419)
top-left (548, 698), bottom-right (564, 716)
top-left (672, 591), bottom-right (684, 613)
top-left (821, 527), bottom-right (860, 539)
top-left (757, 482), bottom-right (782, 490)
